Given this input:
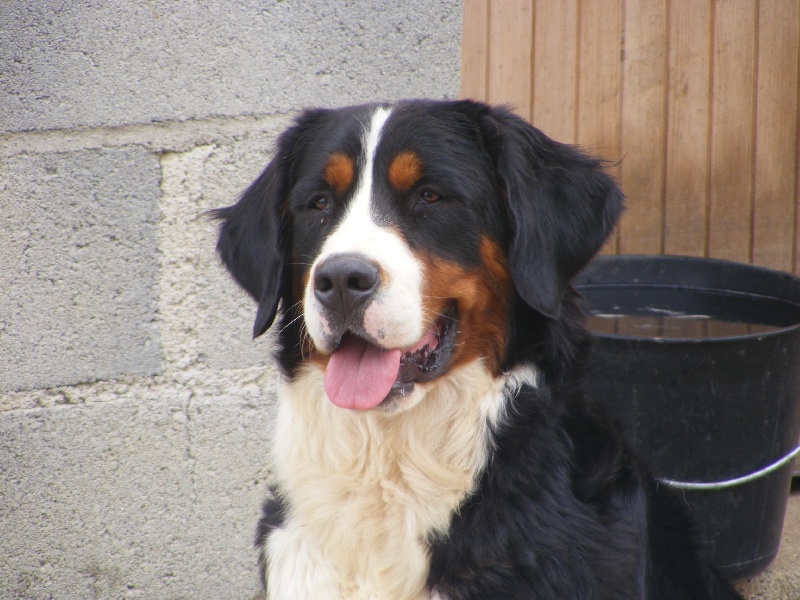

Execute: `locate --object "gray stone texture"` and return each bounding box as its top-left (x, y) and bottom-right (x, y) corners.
top-left (0, 130), bottom-right (287, 596)
top-left (158, 133), bottom-right (289, 375)
top-left (0, 389), bottom-right (277, 599)
top-left (0, 0), bottom-right (457, 596)
top-left (1, 0), bottom-right (462, 133)
top-left (0, 147), bottom-right (163, 392)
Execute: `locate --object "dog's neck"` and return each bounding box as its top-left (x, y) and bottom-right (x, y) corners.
top-left (267, 360), bottom-right (538, 599)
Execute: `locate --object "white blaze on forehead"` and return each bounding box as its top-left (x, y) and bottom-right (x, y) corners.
top-left (304, 106), bottom-right (425, 352)
top-left (324, 106), bottom-right (392, 249)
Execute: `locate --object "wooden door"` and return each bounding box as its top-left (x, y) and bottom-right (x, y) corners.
top-left (461, 0), bottom-right (800, 273)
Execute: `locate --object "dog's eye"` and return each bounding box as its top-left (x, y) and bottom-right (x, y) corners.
top-left (419, 189), bottom-right (441, 204)
top-left (309, 194), bottom-right (332, 213)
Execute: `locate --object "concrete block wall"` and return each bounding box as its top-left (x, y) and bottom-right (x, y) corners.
top-left (0, 2), bottom-right (461, 597)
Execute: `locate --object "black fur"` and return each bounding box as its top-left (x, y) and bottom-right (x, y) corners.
top-left (213, 99), bottom-right (743, 599)
top-left (254, 486), bottom-right (288, 588)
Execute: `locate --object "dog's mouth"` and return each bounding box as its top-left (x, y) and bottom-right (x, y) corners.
top-left (322, 306), bottom-right (458, 411)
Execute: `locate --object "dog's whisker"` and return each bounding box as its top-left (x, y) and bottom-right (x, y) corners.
top-left (299, 323), bottom-right (312, 360)
top-left (279, 311), bottom-right (305, 334)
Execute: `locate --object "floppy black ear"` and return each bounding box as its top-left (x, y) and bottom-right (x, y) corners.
top-left (212, 109), bottom-right (332, 337)
top-left (212, 109), bottom-right (333, 338)
top-left (479, 106), bottom-right (624, 318)
top-left (212, 157), bottom-right (289, 338)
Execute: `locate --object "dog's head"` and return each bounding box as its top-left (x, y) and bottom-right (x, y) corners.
top-left (214, 99), bottom-right (623, 412)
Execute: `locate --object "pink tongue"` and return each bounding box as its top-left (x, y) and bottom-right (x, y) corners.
top-left (324, 336), bottom-right (402, 411)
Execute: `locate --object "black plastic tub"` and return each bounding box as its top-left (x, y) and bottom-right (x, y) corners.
top-left (575, 255), bottom-right (800, 580)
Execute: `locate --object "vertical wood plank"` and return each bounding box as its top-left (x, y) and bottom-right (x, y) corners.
top-left (618, 0), bottom-right (669, 255)
top-left (796, 69), bottom-right (800, 275)
top-left (576, 0), bottom-right (623, 163)
top-left (576, 0), bottom-right (623, 254)
top-left (460, 0), bottom-right (799, 268)
top-left (708, 0), bottom-right (757, 263)
top-left (487, 0), bottom-right (534, 118)
top-left (663, 0), bottom-right (712, 257)
top-left (752, 1), bottom-right (799, 272)
top-left (460, 0), bottom-right (490, 100)
top-left (532, 0), bottom-right (578, 142)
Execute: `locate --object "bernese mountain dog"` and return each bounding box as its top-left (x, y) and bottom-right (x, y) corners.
top-left (212, 99), bottom-right (743, 599)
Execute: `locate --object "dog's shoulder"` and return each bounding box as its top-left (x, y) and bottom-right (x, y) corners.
top-left (427, 378), bottom-right (649, 599)
top-left (429, 378), bottom-right (743, 600)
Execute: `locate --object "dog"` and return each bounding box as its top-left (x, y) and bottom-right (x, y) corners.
top-left (212, 99), bottom-right (743, 599)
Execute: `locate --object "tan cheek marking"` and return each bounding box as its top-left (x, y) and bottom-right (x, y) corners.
top-left (418, 237), bottom-right (512, 375)
top-left (387, 151), bottom-right (423, 192)
top-left (323, 153), bottom-right (355, 195)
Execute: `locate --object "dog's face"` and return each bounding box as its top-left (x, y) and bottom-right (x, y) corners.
top-left (214, 100), bottom-right (623, 412)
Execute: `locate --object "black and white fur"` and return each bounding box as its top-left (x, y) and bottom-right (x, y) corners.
top-left (213, 99), bottom-right (743, 600)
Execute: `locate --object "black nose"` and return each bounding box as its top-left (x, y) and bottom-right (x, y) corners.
top-left (313, 253), bottom-right (380, 320)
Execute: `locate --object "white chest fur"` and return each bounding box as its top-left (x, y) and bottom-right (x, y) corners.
top-left (264, 361), bottom-right (520, 600)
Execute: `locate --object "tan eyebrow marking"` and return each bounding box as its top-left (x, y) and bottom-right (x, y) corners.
top-left (323, 153), bottom-right (355, 195)
top-left (387, 151), bottom-right (423, 193)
